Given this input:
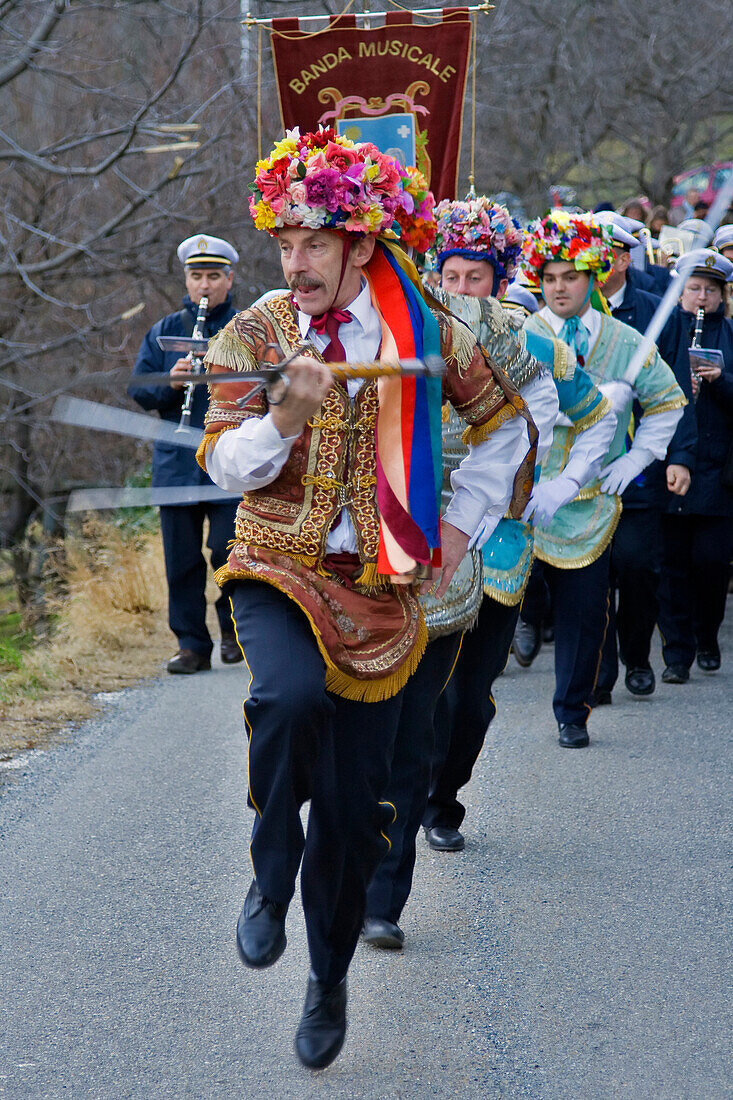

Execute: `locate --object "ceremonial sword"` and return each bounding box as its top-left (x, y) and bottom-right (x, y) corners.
top-left (152, 338), bottom-right (446, 407)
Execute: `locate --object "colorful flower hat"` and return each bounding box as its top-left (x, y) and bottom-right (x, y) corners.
top-left (393, 166), bottom-right (437, 254)
top-left (249, 127), bottom-right (414, 236)
top-left (432, 197), bottom-right (524, 280)
top-left (522, 211), bottom-right (615, 287)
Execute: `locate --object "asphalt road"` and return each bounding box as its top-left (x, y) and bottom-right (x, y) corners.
top-left (1, 614), bottom-right (731, 1099)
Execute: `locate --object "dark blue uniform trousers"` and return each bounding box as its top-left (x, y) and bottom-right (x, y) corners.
top-left (658, 513), bottom-right (733, 668)
top-left (527, 550), bottom-right (611, 727)
top-left (425, 595), bottom-right (521, 831)
top-left (597, 508), bottom-right (663, 692)
top-left (230, 581), bottom-right (404, 987)
top-left (364, 630), bottom-right (461, 925)
top-left (159, 500), bottom-right (238, 655)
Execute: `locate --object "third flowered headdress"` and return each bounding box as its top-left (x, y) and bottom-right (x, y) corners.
top-left (522, 212), bottom-right (615, 287)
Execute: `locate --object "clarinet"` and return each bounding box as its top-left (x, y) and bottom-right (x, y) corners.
top-left (689, 306), bottom-right (705, 403)
top-left (175, 295), bottom-right (209, 432)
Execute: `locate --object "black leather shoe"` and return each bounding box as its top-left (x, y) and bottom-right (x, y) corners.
top-left (166, 649), bottom-right (211, 674)
top-left (361, 917), bottom-right (404, 950)
top-left (558, 723), bottom-right (589, 748)
top-left (295, 976), bottom-right (347, 1070)
top-left (513, 619), bottom-right (541, 667)
top-left (662, 664), bottom-right (690, 684)
top-left (590, 688), bottom-right (612, 707)
top-left (424, 825), bottom-right (465, 851)
top-left (236, 880), bottom-right (288, 969)
top-left (697, 648), bottom-right (721, 672)
top-left (220, 631), bottom-right (243, 664)
top-left (625, 667), bottom-right (655, 695)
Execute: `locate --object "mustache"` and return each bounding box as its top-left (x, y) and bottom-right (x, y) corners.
top-left (288, 275), bottom-right (323, 291)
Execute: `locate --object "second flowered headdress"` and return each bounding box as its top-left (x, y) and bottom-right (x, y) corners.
top-left (249, 127), bottom-right (411, 236)
top-left (522, 212), bottom-right (615, 287)
top-left (433, 197), bottom-right (524, 280)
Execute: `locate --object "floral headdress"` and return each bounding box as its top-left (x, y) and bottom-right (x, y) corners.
top-left (522, 212), bottom-right (615, 287)
top-left (249, 127), bottom-right (411, 236)
top-left (432, 197), bottom-right (524, 280)
top-left (393, 166), bottom-right (437, 254)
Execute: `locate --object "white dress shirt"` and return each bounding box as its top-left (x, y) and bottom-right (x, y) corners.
top-left (206, 281), bottom-right (533, 552)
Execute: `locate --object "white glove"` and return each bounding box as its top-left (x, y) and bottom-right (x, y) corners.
top-left (599, 449), bottom-right (654, 495)
top-left (597, 380), bottom-right (634, 415)
top-left (522, 475), bottom-right (580, 527)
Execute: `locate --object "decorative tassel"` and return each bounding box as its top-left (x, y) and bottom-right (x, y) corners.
top-left (195, 426), bottom-right (237, 471)
top-left (203, 328), bottom-right (257, 372)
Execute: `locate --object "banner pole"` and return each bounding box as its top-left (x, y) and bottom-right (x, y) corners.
top-left (467, 11), bottom-right (477, 198)
top-left (242, 4), bottom-right (494, 28)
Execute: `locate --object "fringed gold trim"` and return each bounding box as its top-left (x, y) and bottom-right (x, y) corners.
top-left (644, 396), bottom-right (688, 415)
top-left (461, 403), bottom-right (517, 445)
top-left (325, 613), bottom-right (427, 702)
top-left (213, 561), bottom-right (426, 702)
top-left (534, 497), bottom-right (622, 570)
top-left (356, 561), bottom-right (391, 590)
top-left (572, 395), bottom-right (612, 432)
top-left (204, 328), bottom-right (257, 371)
top-left (483, 581), bottom-right (528, 607)
top-left (195, 426), bottom-right (238, 471)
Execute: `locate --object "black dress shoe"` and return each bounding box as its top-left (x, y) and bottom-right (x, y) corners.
top-left (424, 825), bottom-right (465, 851)
top-left (558, 723), bottom-right (589, 748)
top-left (590, 688), bottom-right (612, 707)
top-left (625, 667), bottom-right (655, 696)
top-left (236, 880), bottom-right (288, 969)
top-left (697, 648), bottom-right (721, 672)
top-left (661, 664), bottom-right (690, 684)
top-left (295, 976), bottom-right (347, 1070)
top-left (220, 631), bottom-right (244, 664)
top-left (166, 648), bottom-right (211, 674)
top-left (361, 917), bottom-right (404, 950)
top-left (513, 619), bottom-right (541, 667)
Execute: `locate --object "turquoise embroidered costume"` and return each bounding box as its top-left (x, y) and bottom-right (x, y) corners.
top-left (524, 311), bottom-right (687, 568)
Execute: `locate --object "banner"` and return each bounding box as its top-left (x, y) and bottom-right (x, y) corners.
top-left (270, 9), bottom-right (472, 201)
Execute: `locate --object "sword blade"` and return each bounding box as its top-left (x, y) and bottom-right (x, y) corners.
top-left (51, 396), bottom-right (203, 449)
top-left (67, 484), bottom-right (238, 511)
top-left (156, 336), bottom-right (209, 354)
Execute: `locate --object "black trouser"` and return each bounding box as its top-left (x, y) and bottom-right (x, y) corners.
top-left (517, 558), bottom-right (552, 628)
top-left (424, 596), bottom-right (521, 832)
top-left (364, 631), bottom-right (461, 925)
top-left (657, 513), bottom-right (733, 669)
top-left (527, 550), bottom-right (611, 727)
top-left (159, 500), bottom-right (238, 655)
top-left (597, 508), bottom-right (663, 691)
top-left (230, 581), bottom-right (404, 987)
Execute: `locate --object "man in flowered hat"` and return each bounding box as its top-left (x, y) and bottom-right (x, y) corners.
top-left (364, 204), bottom-right (616, 947)
top-left (418, 201), bottom-right (617, 848)
top-left (516, 212), bottom-right (687, 748)
top-left (362, 196), bottom-right (565, 949)
top-left (196, 129), bottom-right (536, 1068)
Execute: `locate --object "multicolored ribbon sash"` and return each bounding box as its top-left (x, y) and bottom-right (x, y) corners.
top-left (365, 240), bottom-right (444, 581)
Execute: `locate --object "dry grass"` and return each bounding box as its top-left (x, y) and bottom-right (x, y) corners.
top-left (0, 523), bottom-right (175, 757)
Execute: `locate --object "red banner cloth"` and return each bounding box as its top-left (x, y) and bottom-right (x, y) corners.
top-left (270, 9), bottom-right (471, 201)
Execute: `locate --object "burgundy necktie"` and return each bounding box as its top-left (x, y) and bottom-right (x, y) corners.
top-left (310, 308), bottom-right (353, 362)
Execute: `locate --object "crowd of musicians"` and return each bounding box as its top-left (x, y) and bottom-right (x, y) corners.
top-left (128, 130), bottom-right (732, 1070)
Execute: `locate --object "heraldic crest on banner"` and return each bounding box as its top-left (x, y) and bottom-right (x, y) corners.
top-left (317, 82), bottom-right (432, 185)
